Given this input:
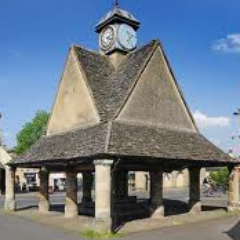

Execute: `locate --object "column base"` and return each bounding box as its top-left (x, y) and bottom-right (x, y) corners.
top-left (39, 201), bottom-right (50, 214)
top-left (80, 200), bottom-right (94, 215)
top-left (150, 205), bottom-right (165, 219)
top-left (227, 204), bottom-right (240, 212)
top-left (94, 218), bottom-right (112, 233)
top-left (189, 201), bottom-right (202, 213)
top-left (65, 204), bottom-right (78, 218)
top-left (4, 199), bottom-right (16, 211)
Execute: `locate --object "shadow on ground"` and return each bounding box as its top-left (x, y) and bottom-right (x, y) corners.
top-left (225, 221), bottom-right (240, 240)
top-left (15, 198), bottom-right (227, 234)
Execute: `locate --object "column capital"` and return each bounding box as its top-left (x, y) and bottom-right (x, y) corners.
top-left (94, 160), bottom-right (114, 167)
top-left (5, 165), bottom-right (16, 172)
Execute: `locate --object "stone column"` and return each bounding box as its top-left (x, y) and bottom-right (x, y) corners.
top-left (4, 166), bottom-right (16, 211)
top-left (82, 172), bottom-right (93, 205)
top-left (94, 160), bottom-right (113, 229)
top-left (114, 171), bottom-right (128, 201)
top-left (0, 169), bottom-right (4, 195)
top-left (65, 171), bottom-right (78, 218)
top-left (150, 170), bottom-right (164, 218)
top-left (189, 167), bottom-right (201, 213)
top-left (228, 166), bottom-right (240, 211)
top-left (38, 168), bottom-right (50, 213)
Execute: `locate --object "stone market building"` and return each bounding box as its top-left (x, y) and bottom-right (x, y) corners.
top-left (6, 3), bottom-right (239, 232)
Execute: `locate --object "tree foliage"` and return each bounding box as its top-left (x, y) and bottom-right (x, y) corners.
top-left (15, 111), bottom-right (50, 154)
top-left (210, 167), bottom-right (229, 190)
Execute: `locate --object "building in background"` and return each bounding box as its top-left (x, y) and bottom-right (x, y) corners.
top-left (134, 169), bottom-right (206, 191)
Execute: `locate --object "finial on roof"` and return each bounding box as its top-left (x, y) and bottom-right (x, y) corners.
top-left (115, 0), bottom-right (119, 8)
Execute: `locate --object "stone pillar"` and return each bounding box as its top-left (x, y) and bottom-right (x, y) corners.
top-left (150, 170), bottom-right (164, 218)
top-left (4, 166), bottom-right (16, 211)
top-left (189, 167), bottom-right (201, 213)
top-left (228, 166), bottom-right (240, 211)
top-left (38, 168), bottom-right (50, 213)
top-left (65, 171), bottom-right (78, 218)
top-left (94, 160), bottom-right (113, 230)
top-left (82, 172), bottom-right (93, 205)
top-left (0, 169), bottom-right (4, 195)
top-left (115, 171), bottom-right (128, 201)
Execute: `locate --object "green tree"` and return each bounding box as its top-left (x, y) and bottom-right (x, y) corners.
top-left (15, 111), bottom-right (50, 154)
top-left (210, 167), bottom-right (229, 190)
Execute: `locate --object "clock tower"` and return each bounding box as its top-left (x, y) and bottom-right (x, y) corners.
top-left (95, 2), bottom-right (140, 63)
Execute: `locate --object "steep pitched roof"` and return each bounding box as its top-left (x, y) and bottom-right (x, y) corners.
top-left (13, 121), bottom-right (232, 165)
top-left (73, 40), bottom-right (157, 122)
top-left (12, 40), bottom-right (235, 166)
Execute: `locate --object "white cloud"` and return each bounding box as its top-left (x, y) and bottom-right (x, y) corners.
top-left (212, 34), bottom-right (240, 53)
top-left (193, 110), bottom-right (230, 129)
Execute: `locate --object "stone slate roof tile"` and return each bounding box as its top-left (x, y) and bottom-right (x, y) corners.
top-left (108, 122), bottom-right (231, 162)
top-left (15, 124), bottom-right (109, 164)
top-left (14, 121), bottom-right (233, 165)
top-left (12, 40), bottom-right (234, 166)
top-left (73, 40), bottom-right (157, 121)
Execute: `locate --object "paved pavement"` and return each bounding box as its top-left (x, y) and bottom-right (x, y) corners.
top-left (0, 189), bottom-right (233, 240)
top-left (124, 216), bottom-right (240, 240)
top-left (0, 210), bottom-right (239, 239)
top-left (0, 214), bottom-right (81, 240)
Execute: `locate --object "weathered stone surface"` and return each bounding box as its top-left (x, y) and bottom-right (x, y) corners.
top-left (4, 166), bottom-right (16, 211)
top-left (228, 166), bottom-right (240, 211)
top-left (189, 167), bottom-right (201, 213)
top-left (65, 171), bottom-right (78, 218)
top-left (94, 160), bottom-right (113, 230)
top-left (150, 170), bottom-right (164, 218)
top-left (38, 169), bottom-right (49, 213)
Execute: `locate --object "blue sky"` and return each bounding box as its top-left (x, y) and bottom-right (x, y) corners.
top-left (0, 0), bottom-right (240, 155)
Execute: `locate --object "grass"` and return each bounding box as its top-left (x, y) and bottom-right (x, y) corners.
top-left (81, 230), bottom-right (125, 239)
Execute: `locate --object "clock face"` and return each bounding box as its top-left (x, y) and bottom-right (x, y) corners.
top-left (100, 26), bottom-right (115, 50)
top-left (118, 24), bottom-right (137, 50)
